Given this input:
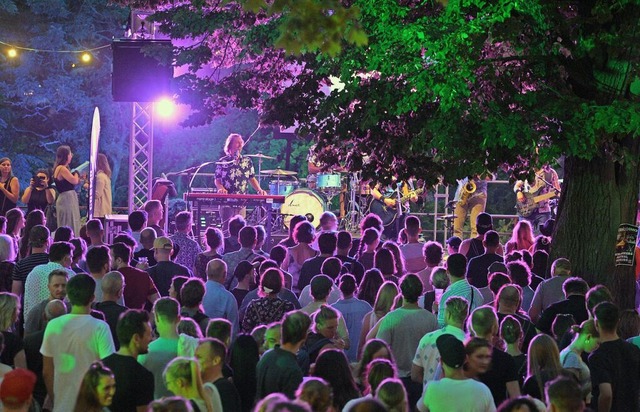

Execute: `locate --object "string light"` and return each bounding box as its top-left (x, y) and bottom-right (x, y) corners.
top-left (7, 48), bottom-right (17, 58)
top-left (81, 52), bottom-right (92, 63)
top-left (0, 39), bottom-right (110, 55)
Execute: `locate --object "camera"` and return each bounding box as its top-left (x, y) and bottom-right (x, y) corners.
top-left (33, 175), bottom-right (46, 188)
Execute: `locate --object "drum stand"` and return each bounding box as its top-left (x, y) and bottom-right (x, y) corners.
top-left (341, 172), bottom-right (364, 233)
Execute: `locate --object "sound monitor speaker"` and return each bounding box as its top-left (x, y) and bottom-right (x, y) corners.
top-left (112, 39), bottom-right (173, 102)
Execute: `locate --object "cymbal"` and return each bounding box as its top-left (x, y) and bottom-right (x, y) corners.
top-left (247, 153), bottom-right (275, 160)
top-left (262, 169), bottom-right (297, 176)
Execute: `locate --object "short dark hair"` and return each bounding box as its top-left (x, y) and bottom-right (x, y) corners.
top-left (205, 227), bottom-right (223, 250)
top-left (48, 269), bottom-right (68, 283)
top-left (200, 337), bottom-right (227, 364)
top-left (69, 238), bottom-right (87, 260)
top-left (404, 215), bottom-right (421, 237)
top-left (281, 311), bottom-right (311, 345)
top-left (181, 278), bottom-right (205, 308)
top-left (594, 301), bottom-right (619, 332)
top-left (154, 297), bottom-right (180, 322)
top-left (336, 231), bottom-right (352, 250)
top-left (269, 245), bottom-right (287, 266)
top-left (261, 268), bottom-right (284, 295)
top-left (488, 272), bottom-right (510, 296)
top-left (110, 243), bottom-right (131, 265)
top-left (338, 274), bottom-right (357, 296)
top-left (360, 213), bottom-right (383, 233)
top-left (29, 225), bottom-right (50, 248)
top-left (113, 233), bottom-right (136, 251)
top-left (86, 219), bottom-right (103, 234)
top-left (53, 226), bottom-right (73, 242)
top-left (206, 319), bottom-right (232, 344)
top-left (317, 232), bottom-right (337, 255)
top-left (400, 274), bottom-right (423, 303)
top-left (175, 211), bottom-right (192, 232)
top-left (562, 277), bottom-right (589, 297)
top-left (293, 221), bottom-right (315, 244)
top-left (483, 230), bottom-right (500, 247)
top-left (128, 210), bottom-right (148, 232)
top-left (321, 257), bottom-right (342, 280)
top-left (116, 309), bottom-right (150, 346)
top-left (238, 226), bottom-right (257, 248)
top-left (49, 241), bottom-right (74, 263)
top-left (86, 246), bottom-right (110, 273)
top-left (66, 274), bottom-right (96, 306)
top-left (423, 241), bottom-right (443, 266)
top-left (229, 215), bottom-right (246, 236)
top-left (545, 377), bottom-right (584, 412)
top-left (446, 253), bottom-right (467, 278)
top-left (586, 285), bottom-right (612, 316)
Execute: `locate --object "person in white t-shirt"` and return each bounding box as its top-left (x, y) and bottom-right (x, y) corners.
top-left (421, 334), bottom-right (495, 412)
top-left (40, 274), bottom-right (115, 412)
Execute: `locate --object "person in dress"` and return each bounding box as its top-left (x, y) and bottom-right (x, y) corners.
top-left (0, 157), bottom-right (19, 217)
top-left (53, 145), bottom-right (82, 236)
top-left (242, 268), bottom-right (295, 333)
top-left (93, 153), bottom-right (112, 219)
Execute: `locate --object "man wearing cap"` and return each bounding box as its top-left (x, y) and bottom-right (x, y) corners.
top-left (421, 334), bottom-right (495, 412)
top-left (0, 368), bottom-right (38, 412)
top-left (110, 242), bottom-right (159, 310)
top-left (146, 236), bottom-right (193, 296)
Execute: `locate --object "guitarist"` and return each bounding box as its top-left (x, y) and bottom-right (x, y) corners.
top-left (369, 180), bottom-right (420, 240)
top-left (514, 164), bottom-right (561, 234)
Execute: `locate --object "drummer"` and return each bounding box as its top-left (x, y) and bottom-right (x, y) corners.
top-left (215, 133), bottom-right (267, 232)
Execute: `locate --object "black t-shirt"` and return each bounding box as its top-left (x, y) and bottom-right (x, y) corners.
top-left (478, 347), bottom-right (518, 406)
top-left (147, 261), bottom-right (192, 297)
top-left (467, 252), bottom-right (504, 288)
top-left (337, 255), bottom-right (365, 284)
top-left (298, 256), bottom-right (329, 291)
top-left (497, 312), bottom-right (537, 354)
top-left (102, 353), bottom-right (155, 412)
top-left (214, 377), bottom-right (242, 412)
top-left (27, 188), bottom-right (49, 213)
top-left (536, 295), bottom-right (588, 335)
top-left (232, 288), bottom-right (249, 308)
top-left (589, 338), bottom-right (640, 412)
top-left (0, 331), bottom-right (23, 367)
top-left (12, 253), bottom-right (49, 284)
top-left (465, 238), bottom-right (485, 260)
top-left (94, 301), bottom-right (128, 350)
top-left (522, 369), bottom-right (558, 401)
top-left (23, 330), bottom-right (46, 406)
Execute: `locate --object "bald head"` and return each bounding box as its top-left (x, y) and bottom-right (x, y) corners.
top-left (140, 227), bottom-right (157, 249)
top-left (45, 299), bottom-right (67, 321)
top-left (207, 259), bottom-right (227, 283)
top-left (102, 271), bottom-right (125, 296)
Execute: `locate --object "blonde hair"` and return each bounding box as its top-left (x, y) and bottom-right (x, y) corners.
top-left (0, 234), bottom-right (16, 262)
top-left (163, 357), bottom-right (213, 412)
top-left (375, 378), bottom-right (408, 412)
top-left (373, 281), bottom-right (399, 318)
top-left (527, 334), bottom-right (562, 397)
top-left (0, 293), bottom-right (19, 330)
top-left (224, 133), bottom-right (243, 156)
top-left (97, 153), bottom-right (112, 178)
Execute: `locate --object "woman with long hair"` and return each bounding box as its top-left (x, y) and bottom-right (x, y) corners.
top-left (0, 293), bottom-right (25, 369)
top-left (357, 228), bottom-right (381, 271)
top-left (194, 227), bottom-right (223, 281)
top-left (313, 349), bottom-right (361, 410)
top-left (500, 315), bottom-right (527, 384)
top-left (296, 377), bottom-right (334, 412)
top-left (0, 158), bottom-right (19, 217)
top-left (356, 268), bottom-right (384, 307)
top-left (382, 241), bottom-right (406, 279)
top-left (22, 168), bottom-right (55, 214)
top-left (287, 221), bottom-right (318, 293)
top-left (53, 145), bottom-right (82, 235)
top-left (559, 319), bottom-right (600, 402)
top-left (505, 220), bottom-right (535, 254)
top-left (374, 247), bottom-right (397, 283)
top-left (94, 153), bottom-right (112, 218)
top-left (5, 208), bottom-right (24, 255)
top-left (523, 333), bottom-right (564, 400)
top-left (74, 361), bottom-right (116, 412)
top-left (164, 357), bottom-right (214, 412)
top-left (0, 235), bottom-right (16, 292)
top-left (19, 209), bottom-right (45, 259)
top-left (230, 334), bottom-right (259, 412)
top-left (358, 282), bottom-right (399, 358)
top-left (242, 268), bottom-right (294, 333)
top-left (354, 347), bottom-right (397, 393)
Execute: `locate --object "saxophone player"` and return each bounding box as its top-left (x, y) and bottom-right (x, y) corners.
top-left (453, 173), bottom-right (494, 238)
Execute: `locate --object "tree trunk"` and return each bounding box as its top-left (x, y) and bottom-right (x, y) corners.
top-left (551, 142), bottom-right (640, 309)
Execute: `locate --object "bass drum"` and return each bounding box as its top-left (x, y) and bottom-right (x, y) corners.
top-left (281, 189), bottom-right (327, 229)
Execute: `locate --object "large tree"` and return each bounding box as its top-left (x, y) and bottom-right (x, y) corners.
top-left (125, 0), bottom-right (640, 307)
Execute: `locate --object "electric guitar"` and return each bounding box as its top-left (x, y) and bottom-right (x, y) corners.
top-left (367, 188), bottom-right (424, 227)
top-left (515, 190), bottom-right (559, 218)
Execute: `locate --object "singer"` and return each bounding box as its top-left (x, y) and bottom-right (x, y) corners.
top-left (214, 133), bottom-right (267, 232)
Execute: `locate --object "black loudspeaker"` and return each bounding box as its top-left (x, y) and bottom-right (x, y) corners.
top-left (112, 39), bottom-right (173, 102)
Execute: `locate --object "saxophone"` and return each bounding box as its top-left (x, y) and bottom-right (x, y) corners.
top-left (457, 179), bottom-right (476, 207)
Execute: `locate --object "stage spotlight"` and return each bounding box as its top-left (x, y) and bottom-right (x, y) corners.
top-left (155, 97), bottom-right (175, 118)
top-left (81, 52), bottom-right (92, 63)
top-left (7, 48), bottom-right (17, 58)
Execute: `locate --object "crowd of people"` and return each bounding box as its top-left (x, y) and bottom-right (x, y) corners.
top-left (0, 195), bottom-right (638, 412)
